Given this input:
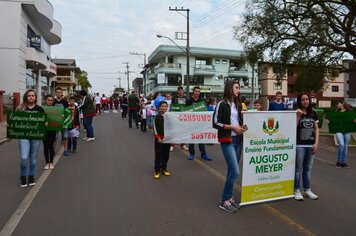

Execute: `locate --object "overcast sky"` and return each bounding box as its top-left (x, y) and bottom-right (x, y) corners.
top-left (51, 0), bottom-right (246, 95)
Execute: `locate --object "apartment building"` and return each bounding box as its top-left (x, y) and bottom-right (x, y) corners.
top-left (0, 0), bottom-right (62, 103)
top-left (53, 59), bottom-right (81, 96)
top-left (258, 62), bottom-right (345, 109)
top-left (145, 45), bottom-right (256, 99)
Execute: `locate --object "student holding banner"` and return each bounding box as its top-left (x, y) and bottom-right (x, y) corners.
top-left (186, 86), bottom-right (213, 161)
top-left (213, 80), bottom-right (246, 212)
top-left (16, 90), bottom-right (45, 187)
top-left (294, 93), bottom-right (319, 201)
top-left (335, 100), bottom-right (356, 168)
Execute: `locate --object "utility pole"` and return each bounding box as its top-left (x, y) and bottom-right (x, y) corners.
top-left (122, 62), bottom-right (130, 92)
top-left (169, 7), bottom-right (190, 99)
top-left (117, 76), bottom-right (122, 88)
top-left (129, 52), bottom-right (147, 96)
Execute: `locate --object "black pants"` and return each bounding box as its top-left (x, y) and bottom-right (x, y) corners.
top-left (68, 137), bottom-right (77, 151)
top-left (141, 119), bottom-right (147, 132)
top-left (154, 140), bottom-right (170, 172)
top-left (189, 144), bottom-right (206, 156)
top-left (43, 131), bottom-right (56, 163)
top-left (122, 106), bottom-right (128, 118)
top-left (128, 109), bottom-right (138, 128)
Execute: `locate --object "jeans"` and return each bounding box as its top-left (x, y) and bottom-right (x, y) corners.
top-left (220, 136), bottom-right (242, 201)
top-left (141, 119), bottom-right (147, 131)
top-left (295, 147), bottom-right (314, 190)
top-left (147, 116), bottom-right (153, 128)
top-left (83, 116), bottom-right (94, 138)
top-left (189, 144), bottom-right (206, 156)
top-left (19, 139), bottom-right (41, 176)
top-left (336, 133), bottom-right (351, 163)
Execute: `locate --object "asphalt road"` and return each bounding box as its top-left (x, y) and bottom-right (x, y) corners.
top-left (0, 110), bottom-right (355, 236)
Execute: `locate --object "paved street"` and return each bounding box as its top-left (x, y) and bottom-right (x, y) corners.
top-left (0, 111), bottom-right (355, 236)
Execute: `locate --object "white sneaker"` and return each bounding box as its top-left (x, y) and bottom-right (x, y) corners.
top-left (170, 146), bottom-right (174, 152)
top-left (182, 145), bottom-right (189, 151)
top-left (86, 137), bottom-right (95, 142)
top-left (82, 137), bottom-right (89, 141)
top-left (294, 189), bottom-right (304, 201)
top-left (304, 190), bottom-right (318, 200)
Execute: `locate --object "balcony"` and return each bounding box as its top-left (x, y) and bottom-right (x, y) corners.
top-left (194, 64), bottom-right (216, 76)
top-left (155, 63), bottom-right (182, 74)
top-left (54, 75), bottom-right (76, 85)
top-left (228, 66), bottom-right (249, 77)
top-left (26, 47), bottom-right (47, 70)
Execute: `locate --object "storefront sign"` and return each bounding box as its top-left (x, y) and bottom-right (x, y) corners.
top-left (163, 111), bottom-right (218, 144)
top-left (7, 112), bottom-right (46, 140)
top-left (240, 111), bottom-right (296, 205)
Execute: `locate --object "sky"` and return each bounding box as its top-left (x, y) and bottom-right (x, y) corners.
top-left (50, 0), bottom-right (246, 95)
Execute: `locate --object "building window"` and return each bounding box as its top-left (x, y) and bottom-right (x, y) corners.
top-left (215, 59), bottom-right (220, 64)
top-left (331, 85), bottom-right (339, 92)
top-left (273, 83), bottom-right (282, 90)
top-left (190, 75), bottom-right (204, 85)
top-left (222, 59), bottom-right (228, 64)
top-left (167, 74), bottom-right (182, 86)
top-left (195, 59), bottom-right (207, 65)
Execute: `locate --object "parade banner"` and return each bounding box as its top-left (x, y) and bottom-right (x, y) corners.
top-left (240, 111), bottom-right (296, 206)
top-left (43, 106), bottom-right (64, 131)
top-left (326, 111), bottom-right (356, 133)
top-left (6, 112), bottom-right (46, 140)
top-left (163, 111), bottom-right (218, 144)
top-left (170, 101), bottom-right (207, 112)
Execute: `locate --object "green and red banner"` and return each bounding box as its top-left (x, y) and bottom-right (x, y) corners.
top-left (43, 106), bottom-right (64, 131)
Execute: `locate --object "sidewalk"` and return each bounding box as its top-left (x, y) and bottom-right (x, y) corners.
top-left (0, 120), bottom-right (9, 144)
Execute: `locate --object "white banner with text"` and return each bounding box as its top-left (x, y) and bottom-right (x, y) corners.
top-left (240, 111), bottom-right (296, 206)
top-left (163, 112), bottom-right (218, 144)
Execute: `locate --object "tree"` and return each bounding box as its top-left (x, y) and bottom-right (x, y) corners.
top-left (76, 70), bottom-right (91, 90)
top-left (235, 0), bottom-right (356, 92)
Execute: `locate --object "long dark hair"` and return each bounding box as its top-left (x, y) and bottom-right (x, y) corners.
top-left (17, 89), bottom-right (37, 111)
top-left (297, 93), bottom-right (313, 115)
top-left (223, 80), bottom-right (241, 109)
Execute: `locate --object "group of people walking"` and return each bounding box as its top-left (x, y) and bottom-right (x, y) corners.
top-left (13, 83), bottom-right (355, 214)
top-left (15, 88), bottom-right (96, 188)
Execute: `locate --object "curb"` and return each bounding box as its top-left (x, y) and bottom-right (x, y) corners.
top-left (0, 138), bottom-right (10, 145)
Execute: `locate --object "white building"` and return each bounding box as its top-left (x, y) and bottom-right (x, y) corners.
top-left (0, 0), bottom-right (62, 103)
top-left (145, 45), bottom-right (256, 99)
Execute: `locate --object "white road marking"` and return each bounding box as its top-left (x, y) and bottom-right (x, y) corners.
top-left (0, 147), bottom-right (64, 236)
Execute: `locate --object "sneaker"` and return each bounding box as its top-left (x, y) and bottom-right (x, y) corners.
top-left (170, 146), bottom-right (174, 152)
top-left (188, 154), bottom-right (195, 160)
top-left (44, 164), bottom-right (50, 170)
top-left (229, 198), bottom-right (240, 209)
top-left (162, 169), bottom-right (171, 176)
top-left (294, 189), bottom-right (304, 201)
top-left (303, 190), bottom-right (318, 200)
top-left (86, 137), bottom-right (95, 142)
top-left (341, 162), bottom-right (350, 168)
top-left (181, 145), bottom-right (189, 151)
top-left (153, 172), bottom-right (160, 179)
top-left (219, 200), bottom-right (238, 213)
top-left (72, 150), bottom-right (77, 153)
top-left (201, 153), bottom-right (213, 161)
top-left (20, 176), bottom-right (27, 187)
top-left (63, 150), bottom-right (70, 156)
top-left (28, 176), bottom-right (36, 187)
top-left (82, 137), bottom-right (89, 141)
top-left (49, 163), bottom-right (55, 170)
top-left (336, 162), bottom-right (341, 168)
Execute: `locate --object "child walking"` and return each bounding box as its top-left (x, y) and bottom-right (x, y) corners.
top-left (68, 97), bottom-right (80, 153)
top-left (153, 101), bottom-right (171, 179)
top-left (140, 103), bottom-right (147, 132)
top-left (43, 95), bottom-right (57, 170)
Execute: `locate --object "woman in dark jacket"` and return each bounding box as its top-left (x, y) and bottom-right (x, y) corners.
top-left (78, 90), bottom-right (96, 141)
top-left (213, 80), bottom-right (246, 213)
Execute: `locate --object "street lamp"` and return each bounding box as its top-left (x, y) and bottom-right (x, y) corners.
top-left (156, 34), bottom-right (190, 98)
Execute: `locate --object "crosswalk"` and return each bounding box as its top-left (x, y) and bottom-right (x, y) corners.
top-left (102, 110), bottom-right (119, 113)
